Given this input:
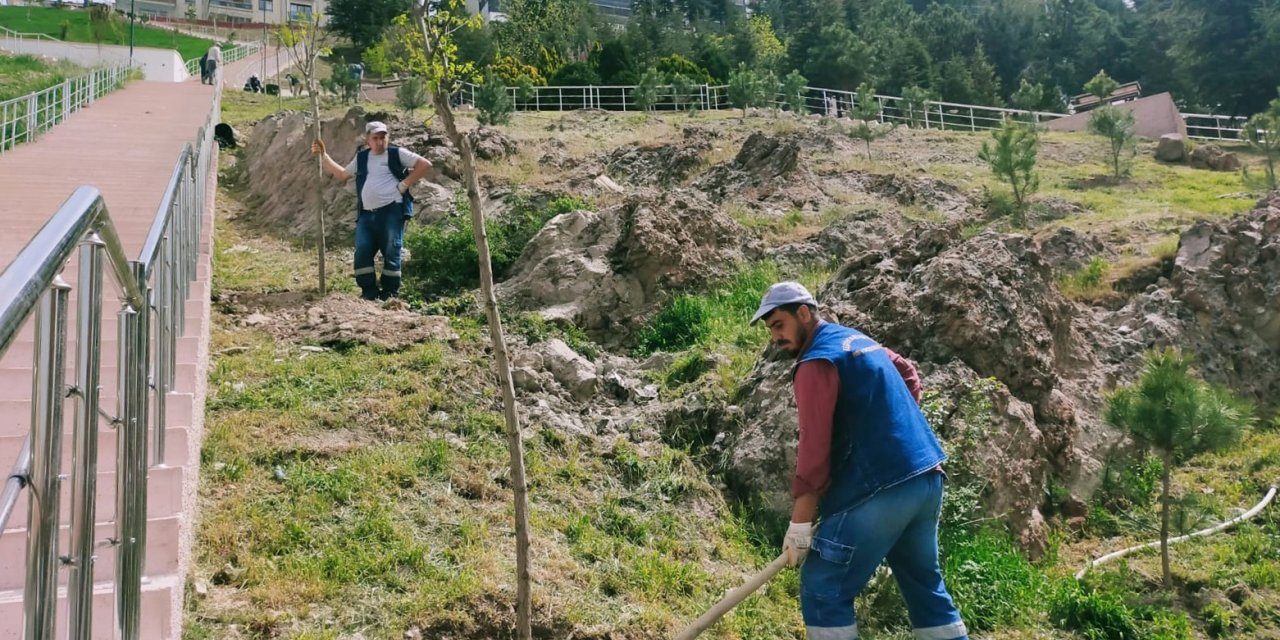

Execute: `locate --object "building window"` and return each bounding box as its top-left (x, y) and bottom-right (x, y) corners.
top-left (288, 3), bottom-right (313, 21)
top-left (260, 0), bottom-right (274, 12)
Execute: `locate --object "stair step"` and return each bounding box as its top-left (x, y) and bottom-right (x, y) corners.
top-left (0, 572), bottom-right (179, 640)
top-left (0, 516), bottom-right (182, 591)
top-left (0, 393), bottom-right (194, 439)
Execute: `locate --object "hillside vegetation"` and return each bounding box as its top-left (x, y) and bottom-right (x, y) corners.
top-left (0, 52), bottom-right (83, 101)
top-left (184, 89), bottom-right (1280, 640)
top-left (0, 6), bottom-right (214, 61)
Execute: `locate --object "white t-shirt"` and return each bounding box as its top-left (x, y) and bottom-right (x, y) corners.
top-left (207, 45), bottom-right (222, 64)
top-left (344, 147), bottom-right (425, 211)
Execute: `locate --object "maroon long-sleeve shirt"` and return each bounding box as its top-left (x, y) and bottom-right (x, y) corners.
top-left (791, 346), bottom-right (923, 498)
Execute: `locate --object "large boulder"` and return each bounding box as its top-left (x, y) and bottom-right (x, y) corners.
top-left (1154, 133), bottom-right (1187, 162)
top-left (721, 223), bottom-right (1119, 554)
top-left (497, 189), bottom-right (749, 343)
top-left (1189, 143), bottom-right (1241, 171)
top-left (466, 126), bottom-right (519, 161)
top-left (695, 132), bottom-right (801, 201)
top-left (604, 140), bottom-right (708, 187)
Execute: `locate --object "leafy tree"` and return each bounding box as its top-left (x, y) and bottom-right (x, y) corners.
top-left (1241, 91), bottom-right (1280, 191)
top-left (515, 75), bottom-right (537, 111)
top-left (634, 67), bottom-right (665, 112)
top-left (361, 37), bottom-right (393, 78)
top-left (669, 73), bottom-right (699, 114)
top-left (901, 85), bottom-right (935, 128)
top-left (396, 76), bottom-right (429, 115)
top-left (780, 69), bottom-right (808, 115)
top-left (1084, 69), bottom-right (1120, 101)
top-left (727, 63), bottom-right (766, 118)
top-left (592, 38), bottom-right (640, 85)
top-left (279, 17), bottom-right (338, 293)
top-left (1104, 349), bottom-right (1254, 589)
top-left (476, 72), bottom-right (513, 125)
top-left (694, 35), bottom-right (733, 83)
top-left (491, 54), bottom-right (546, 86)
top-left (842, 83), bottom-right (897, 160)
top-left (655, 53), bottom-right (714, 85)
top-left (549, 61), bottom-right (600, 87)
top-left (326, 0), bottom-right (412, 51)
top-left (1088, 106), bottom-right (1136, 178)
top-left (978, 120), bottom-right (1039, 227)
top-left (1010, 78), bottom-right (1046, 115)
top-left (394, 3), bottom-right (532, 637)
top-left (88, 4), bottom-right (120, 47)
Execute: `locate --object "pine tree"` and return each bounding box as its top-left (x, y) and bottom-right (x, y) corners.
top-left (1105, 349), bottom-right (1254, 589)
top-left (977, 120), bottom-right (1039, 227)
top-left (476, 72), bottom-right (513, 126)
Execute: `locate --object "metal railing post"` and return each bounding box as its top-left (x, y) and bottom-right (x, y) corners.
top-left (67, 235), bottom-right (106, 639)
top-left (26, 94), bottom-right (36, 143)
top-left (23, 276), bottom-right (72, 640)
top-left (114, 294), bottom-right (146, 640)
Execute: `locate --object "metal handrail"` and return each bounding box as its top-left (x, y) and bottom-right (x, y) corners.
top-left (183, 42), bottom-right (261, 78)
top-left (1, 65), bottom-right (133, 154)
top-left (0, 52), bottom-right (219, 640)
top-left (0, 25), bottom-right (64, 44)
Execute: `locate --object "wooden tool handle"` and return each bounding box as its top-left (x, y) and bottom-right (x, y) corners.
top-left (674, 553), bottom-right (790, 640)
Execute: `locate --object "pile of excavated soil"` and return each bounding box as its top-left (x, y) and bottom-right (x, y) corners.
top-left (232, 293), bottom-right (457, 351)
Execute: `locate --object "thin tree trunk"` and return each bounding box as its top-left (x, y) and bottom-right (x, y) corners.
top-left (308, 71), bottom-right (327, 295)
top-left (432, 87), bottom-right (533, 640)
top-left (1160, 456), bottom-right (1172, 589)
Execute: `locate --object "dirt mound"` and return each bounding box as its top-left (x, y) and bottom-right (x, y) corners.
top-left (466, 126), bottom-right (519, 160)
top-left (858, 172), bottom-right (973, 218)
top-left (241, 107), bottom-right (457, 244)
top-left (1108, 194), bottom-right (1280, 409)
top-left (722, 224), bottom-right (1114, 554)
top-left (497, 189), bottom-right (750, 343)
top-left (604, 140), bottom-right (709, 187)
top-left (235, 293), bottom-right (457, 350)
top-left (695, 132), bottom-right (801, 200)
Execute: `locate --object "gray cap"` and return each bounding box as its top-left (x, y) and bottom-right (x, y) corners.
top-left (750, 281), bottom-right (818, 325)
top-left (365, 121), bottom-right (388, 134)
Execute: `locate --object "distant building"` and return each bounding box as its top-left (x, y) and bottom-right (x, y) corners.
top-left (119, 0), bottom-right (330, 25)
top-left (1068, 81), bottom-right (1143, 114)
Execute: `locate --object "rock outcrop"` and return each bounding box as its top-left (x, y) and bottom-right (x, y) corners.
top-left (1189, 143), bottom-right (1241, 171)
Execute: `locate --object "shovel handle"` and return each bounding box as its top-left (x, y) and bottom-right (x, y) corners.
top-left (674, 553), bottom-right (790, 640)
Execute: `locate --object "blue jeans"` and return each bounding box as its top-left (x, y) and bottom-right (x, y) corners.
top-left (354, 203), bottom-right (405, 300)
top-left (801, 470), bottom-right (967, 640)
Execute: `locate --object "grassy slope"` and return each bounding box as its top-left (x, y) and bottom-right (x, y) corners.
top-left (190, 96), bottom-right (1280, 639)
top-left (0, 6), bottom-right (213, 61)
top-left (0, 52), bottom-right (83, 101)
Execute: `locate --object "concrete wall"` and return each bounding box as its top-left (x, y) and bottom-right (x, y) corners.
top-left (0, 38), bottom-right (188, 82)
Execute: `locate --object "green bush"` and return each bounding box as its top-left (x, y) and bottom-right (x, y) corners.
top-left (1049, 580), bottom-right (1143, 639)
top-left (475, 72), bottom-right (512, 126)
top-left (941, 527), bottom-right (1046, 632)
top-left (1060, 256), bottom-right (1112, 299)
top-left (403, 195), bottom-right (586, 300)
top-left (633, 297), bottom-right (710, 356)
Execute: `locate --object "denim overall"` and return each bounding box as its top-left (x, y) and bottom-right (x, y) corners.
top-left (353, 145), bottom-right (414, 300)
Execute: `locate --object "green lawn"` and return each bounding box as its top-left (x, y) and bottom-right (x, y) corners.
top-left (0, 6), bottom-right (214, 61)
top-left (0, 52), bottom-right (83, 102)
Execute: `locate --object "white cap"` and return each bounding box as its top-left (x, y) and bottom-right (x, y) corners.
top-left (365, 121), bottom-right (388, 135)
top-left (750, 282), bottom-right (818, 325)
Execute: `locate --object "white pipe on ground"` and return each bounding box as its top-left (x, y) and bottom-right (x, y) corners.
top-left (1076, 485), bottom-right (1278, 580)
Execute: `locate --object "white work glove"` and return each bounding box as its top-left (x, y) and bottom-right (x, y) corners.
top-left (397, 180), bottom-right (410, 194)
top-left (783, 521), bottom-right (812, 567)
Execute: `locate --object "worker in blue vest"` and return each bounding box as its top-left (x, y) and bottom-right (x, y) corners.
top-left (313, 121), bottom-right (432, 300)
top-left (752, 282), bottom-right (969, 640)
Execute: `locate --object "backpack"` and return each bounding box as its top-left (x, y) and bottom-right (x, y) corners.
top-left (355, 144), bottom-right (415, 219)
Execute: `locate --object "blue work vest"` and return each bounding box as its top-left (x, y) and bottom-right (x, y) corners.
top-left (355, 144), bottom-right (414, 218)
top-left (797, 322), bottom-right (946, 518)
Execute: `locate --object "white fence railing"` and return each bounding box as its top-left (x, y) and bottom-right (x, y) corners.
top-left (182, 42), bottom-right (261, 79)
top-left (0, 64), bottom-right (132, 154)
top-left (460, 82), bottom-right (1065, 132)
top-left (460, 82), bottom-right (1251, 142)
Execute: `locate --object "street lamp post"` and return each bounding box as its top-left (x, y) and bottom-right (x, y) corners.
top-left (128, 0), bottom-right (136, 66)
top-left (261, 0), bottom-right (268, 83)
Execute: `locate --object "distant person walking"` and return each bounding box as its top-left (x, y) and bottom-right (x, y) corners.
top-left (312, 121), bottom-right (433, 300)
top-left (199, 51), bottom-right (210, 84)
top-left (203, 43), bottom-right (223, 85)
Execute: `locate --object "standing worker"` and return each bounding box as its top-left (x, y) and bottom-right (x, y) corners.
top-left (752, 282), bottom-right (969, 640)
top-left (312, 121), bottom-right (432, 301)
top-left (204, 42), bottom-right (223, 85)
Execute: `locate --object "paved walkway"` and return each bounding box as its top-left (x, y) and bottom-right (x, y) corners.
top-left (0, 52), bottom-right (278, 640)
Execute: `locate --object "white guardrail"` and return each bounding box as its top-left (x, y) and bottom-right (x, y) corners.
top-left (183, 42), bottom-right (261, 79)
top-left (458, 82), bottom-right (1251, 142)
top-left (0, 64), bottom-right (132, 154)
